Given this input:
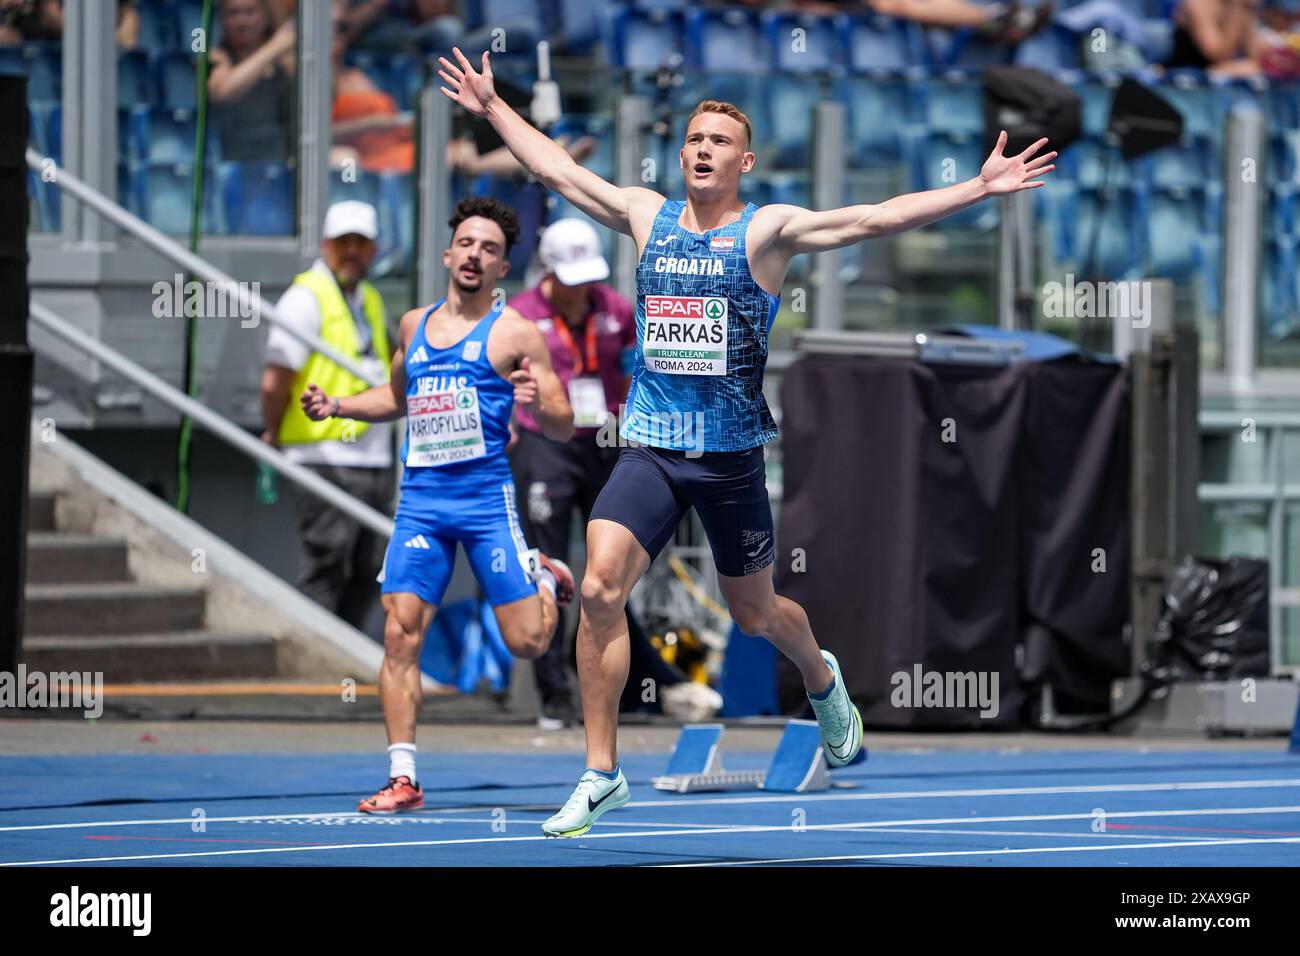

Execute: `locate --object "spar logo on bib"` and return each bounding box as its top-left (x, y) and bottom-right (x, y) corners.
top-left (643, 296), bottom-right (727, 376)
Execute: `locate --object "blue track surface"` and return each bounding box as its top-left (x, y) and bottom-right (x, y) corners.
top-left (3, 749), bottom-right (1300, 866)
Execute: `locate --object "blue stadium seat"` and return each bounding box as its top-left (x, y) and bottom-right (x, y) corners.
top-left (129, 106), bottom-right (199, 164)
top-left (156, 53), bottom-right (198, 109)
top-left (610, 7), bottom-right (685, 70)
top-left (389, 54), bottom-right (422, 112)
top-left (686, 8), bottom-right (764, 73)
top-left (221, 160), bottom-right (294, 235)
top-left (764, 75), bottom-right (820, 169)
top-left (1141, 17), bottom-right (1174, 64)
top-left (1064, 137), bottom-right (1133, 189)
top-left (1035, 177), bottom-right (1079, 263)
top-left (134, 0), bottom-right (171, 52)
top-left (378, 172), bottom-right (414, 274)
top-left (555, 0), bottom-right (605, 55)
top-left (136, 160), bottom-right (222, 235)
top-left (1271, 185), bottom-right (1299, 240)
top-left (553, 114), bottom-right (615, 180)
top-left (1013, 24), bottom-right (1080, 72)
top-left (328, 167), bottom-right (381, 211)
top-left (1269, 131), bottom-right (1299, 185)
top-left (1074, 186), bottom-right (1142, 278)
top-left (1144, 188), bottom-right (1203, 279)
top-left (1263, 240), bottom-right (1298, 342)
top-left (915, 77), bottom-right (984, 137)
top-left (834, 77), bottom-right (909, 165)
top-left (762, 11), bottom-right (841, 73)
top-left (2, 44), bottom-right (61, 102)
top-left (924, 27), bottom-right (1011, 72)
top-left (840, 13), bottom-right (916, 75)
top-left (1077, 83), bottom-right (1114, 139)
top-left (118, 50), bottom-right (153, 108)
top-left (1158, 81), bottom-right (1227, 148)
top-left (1144, 141), bottom-right (1210, 190)
top-left (1263, 84), bottom-right (1300, 134)
top-left (909, 132), bottom-right (998, 230)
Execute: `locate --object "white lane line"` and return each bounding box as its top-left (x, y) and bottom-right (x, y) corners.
top-left (5, 805), bottom-right (1300, 866)
top-left (658, 835), bottom-right (1300, 867)
top-left (841, 827), bottom-right (1220, 842)
top-left (4, 777), bottom-right (1299, 833)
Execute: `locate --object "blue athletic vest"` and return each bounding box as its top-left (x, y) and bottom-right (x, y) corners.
top-left (623, 199), bottom-right (780, 452)
top-left (400, 300), bottom-right (513, 487)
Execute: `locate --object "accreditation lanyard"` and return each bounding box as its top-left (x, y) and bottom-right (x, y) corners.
top-left (552, 313), bottom-right (599, 376)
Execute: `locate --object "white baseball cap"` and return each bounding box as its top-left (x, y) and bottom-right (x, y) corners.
top-left (322, 200), bottom-right (379, 241)
top-left (539, 218), bottom-right (609, 286)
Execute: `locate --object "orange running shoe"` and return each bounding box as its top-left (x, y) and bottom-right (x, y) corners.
top-left (358, 776), bottom-right (424, 814)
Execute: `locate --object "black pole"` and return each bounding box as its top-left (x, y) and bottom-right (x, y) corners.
top-left (0, 75), bottom-right (33, 676)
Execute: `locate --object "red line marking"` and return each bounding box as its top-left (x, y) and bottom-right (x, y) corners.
top-left (84, 835), bottom-right (331, 847)
top-left (1107, 823), bottom-right (1300, 837)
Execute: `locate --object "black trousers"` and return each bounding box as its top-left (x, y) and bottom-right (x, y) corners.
top-left (294, 463), bottom-right (395, 633)
top-left (508, 428), bottom-right (619, 704)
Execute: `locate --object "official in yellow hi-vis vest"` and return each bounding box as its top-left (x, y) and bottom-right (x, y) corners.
top-left (260, 201), bottom-right (396, 633)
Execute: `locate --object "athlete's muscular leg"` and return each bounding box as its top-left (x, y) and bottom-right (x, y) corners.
top-left (717, 565), bottom-right (834, 694)
top-left (379, 593), bottom-right (437, 744)
top-left (578, 519), bottom-right (652, 772)
top-left (492, 587), bottom-right (559, 660)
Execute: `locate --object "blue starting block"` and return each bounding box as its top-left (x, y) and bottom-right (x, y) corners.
top-left (651, 720), bottom-right (867, 793)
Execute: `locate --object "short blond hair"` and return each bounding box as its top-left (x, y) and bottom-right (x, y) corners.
top-left (688, 100), bottom-right (753, 148)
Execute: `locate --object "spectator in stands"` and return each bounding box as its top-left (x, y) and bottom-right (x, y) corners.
top-left (507, 219), bottom-right (636, 730)
top-left (343, 0), bottom-right (465, 53)
top-left (865, 0), bottom-right (1053, 45)
top-left (1170, 0), bottom-right (1300, 78)
top-left (260, 200), bottom-right (396, 633)
top-left (0, 0), bottom-right (139, 47)
top-left (208, 0), bottom-right (296, 162)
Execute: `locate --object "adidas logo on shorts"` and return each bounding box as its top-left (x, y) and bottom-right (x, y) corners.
top-left (403, 535), bottom-right (432, 549)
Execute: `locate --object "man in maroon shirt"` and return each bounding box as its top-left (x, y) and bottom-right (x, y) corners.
top-left (508, 218), bottom-right (636, 728)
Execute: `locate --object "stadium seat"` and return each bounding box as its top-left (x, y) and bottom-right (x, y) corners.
top-left (379, 172), bottom-right (415, 274)
top-left (3, 43), bottom-right (61, 102)
top-left (130, 106), bottom-right (199, 164)
top-left (1140, 17), bottom-right (1175, 64)
top-left (554, 0), bottom-right (604, 55)
top-left (156, 53), bottom-right (198, 110)
top-left (134, 0), bottom-right (171, 53)
top-left (763, 75), bottom-right (820, 169)
top-left (220, 160), bottom-right (294, 235)
top-left (136, 159), bottom-right (222, 235)
top-left (1262, 239), bottom-right (1298, 342)
top-left (610, 7), bottom-right (685, 70)
top-left (686, 8), bottom-right (764, 73)
top-left (329, 167), bottom-right (381, 211)
top-left (1074, 186), bottom-right (1142, 278)
top-left (1065, 137), bottom-right (1134, 189)
top-left (1144, 188), bottom-right (1203, 279)
top-left (171, 0), bottom-right (221, 51)
top-left (1035, 177), bottom-right (1079, 263)
top-left (840, 13), bottom-right (917, 75)
top-left (1144, 141), bottom-right (1210, 190)
top-left (924, 27), bottom-right (1011, 72)
top-left (762, 11), bottom-right (841, 73)
top-left (1013, 24), bottom-right (1080, 72)
top-left (834, 76), bottom-right (909, 166)
top-left (389, 54), bottom-right (422, 113)
top-left (915, 77), bottom-right (984, 137)
top-left (553, 114), bottom-right (615, 180)
top-left (1077, 82), bottom-right (1115, 139)
top-left (117, 50), bottom-right (153, 108)
top-left (909, 131), bottom-right (997, 230)
top-left (1159, 80), bottom-right (1228, 150)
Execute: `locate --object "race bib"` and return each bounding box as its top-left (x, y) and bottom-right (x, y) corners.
top-left (405, 387), bottom-right (485, 467)
top-left (568, 375), bottom-right (609, 428)
top-left (643, 295), bottom-right (728, 375)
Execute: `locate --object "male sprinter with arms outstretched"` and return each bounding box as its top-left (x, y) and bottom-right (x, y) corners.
top-left (439, 49), bottom-right (1056, 837)
top-left (301, 197), bottom-right (577, 812)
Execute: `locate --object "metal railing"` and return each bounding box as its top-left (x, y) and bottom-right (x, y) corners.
top-left (1199, 409), bottom-right (1300, 671)
top-left (31, 302), bottom-right (394, 537)
top-left (25, 149), bottom-right (384, 389)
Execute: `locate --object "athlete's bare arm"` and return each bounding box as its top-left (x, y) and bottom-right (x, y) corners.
top-left (300, 308), bottom-right (417, 423)
top-left (438, 48), bottom-right (662, 249)
top-left (498, 308), bottom-right (575, 443)
top-left (747, 131), bottom-right (1056, 289)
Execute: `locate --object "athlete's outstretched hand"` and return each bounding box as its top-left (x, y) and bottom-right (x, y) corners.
top-left (438, 47), bottom-right (496, 118)
top-left (510, 356), bottom-right (539, 410)
top-left (300, 383), bottom-right (335, 421)
top-left (980, 131), bottom-right (1056, 196)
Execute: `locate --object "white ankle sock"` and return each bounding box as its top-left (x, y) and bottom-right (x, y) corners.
top-left (388, 742), bottom-right (417, 783)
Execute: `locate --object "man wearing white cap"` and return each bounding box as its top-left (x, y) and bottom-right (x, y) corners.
top-left (508, 218), bottom-right (636, 728)
top-left (260, 200), bottom-right (395, 630)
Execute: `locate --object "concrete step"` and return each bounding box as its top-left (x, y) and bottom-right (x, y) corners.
top-left (24, 583), bottom-right (206, 635)
top-left (22, 632), bottom-right (279, 682)
top-left (26, 534), bottom-right (131, 584)
top-left (28, 491), bottom-right (57, 532)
